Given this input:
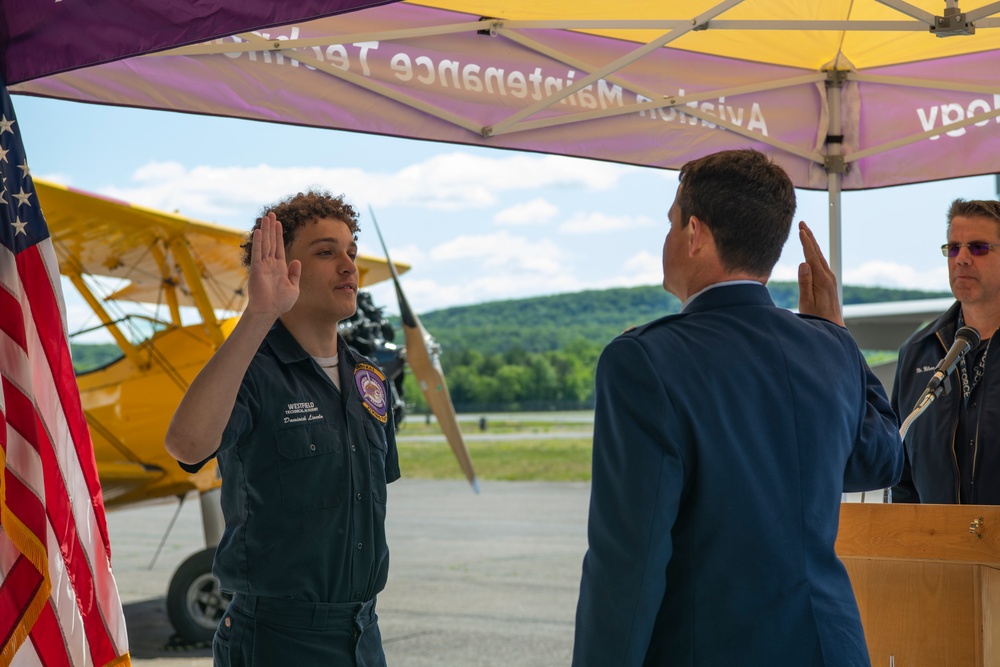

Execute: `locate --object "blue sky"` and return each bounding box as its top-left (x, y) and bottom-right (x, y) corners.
top-left (12, 94), bottom-right (996, 338)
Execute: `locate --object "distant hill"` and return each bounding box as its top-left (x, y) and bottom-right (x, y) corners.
top-left (71, 282), bottom-right (951, 369)
top-left (69, 282), bottom-right (951, 413)
top-left (70, 342), bottom-right (122, 373)
top-left (411, 282), bottom-right (952, 355)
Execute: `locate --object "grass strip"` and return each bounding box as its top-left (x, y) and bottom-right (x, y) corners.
top-left (397, 437), bottom-right (593, 482)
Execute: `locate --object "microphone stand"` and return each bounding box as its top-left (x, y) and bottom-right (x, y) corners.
top-left (872, 398), bottom-right (935, 503)
top-left (899, 394), bottom-right (934, 443)
top-left (866, 326), bottom-right (981, 503)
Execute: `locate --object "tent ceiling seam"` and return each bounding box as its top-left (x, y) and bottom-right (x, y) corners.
top-left (157, 19), bottom-right (928, 61)
top-left (851, 72), bottom-right (1000, 94)
top-left (157, 22), bottom-right (486, 57)
top-left (705, 20), bottom-right (923, 30)
top-left (488, 0), bottom-right (746, 134)
top-left (154, 18), bottom-right (967, 61)
top-left (502, 27), bottom-right (824, 103)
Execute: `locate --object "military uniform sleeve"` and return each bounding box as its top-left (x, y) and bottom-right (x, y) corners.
top-left (572, 337), bottom-right (686, 667)
top-left (887, 353), bottom-right (918, 502)
top-left (842, 352), bottom-right (904, 493)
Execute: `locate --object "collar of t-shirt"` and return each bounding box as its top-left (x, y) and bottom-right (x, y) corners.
top-left (682, 280), bottom-right (764, 312)
top-left (312, 354), bottom-right (341, 391)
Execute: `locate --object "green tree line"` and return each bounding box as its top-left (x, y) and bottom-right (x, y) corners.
top-left (402, 338), bottom-right (603, 414)
top-left (398, 282), bottom-right (949, 414)
top-left (71, 282), bottom-right (950, 413)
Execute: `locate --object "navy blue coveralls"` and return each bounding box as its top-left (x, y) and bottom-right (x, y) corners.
top-left (180, 320), bottom-right (400, 665)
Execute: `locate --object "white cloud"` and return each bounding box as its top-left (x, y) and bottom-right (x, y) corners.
top-left (102, 162), bottom-right (373, 225)
top-left (844, 261), bottom-right (950, 291)
top-left (367, 229), bottom-right (592, 312)
top-left (357, 240), bottom-right (424, 266)
top-left (36, 171), bottom-right (74, 186)
top-left (769, 263), bottom-right (801, 282)
top-left (393, 153), bottom-right (624, 210)
top-left (430, 231), bottom-right (567, 274)
top-left (384, 272), bottom-right (587, 313)
top-left (557, 211), bottom-right (657, 235)
top-left (100, 152), bottom-right (629, 226)
top-left (494, 198), bottom-right (559, 226)
top-left (610, 251), bottom-right (663, 287)
top-left (770, 260), bottom-right (950, 292)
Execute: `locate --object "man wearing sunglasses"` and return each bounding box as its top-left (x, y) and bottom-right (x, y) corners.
top-left (891, 199), bottom-right (1000, 504)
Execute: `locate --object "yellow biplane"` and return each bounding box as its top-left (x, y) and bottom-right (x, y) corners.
top-left (37, 178), bottom-right (478, 643)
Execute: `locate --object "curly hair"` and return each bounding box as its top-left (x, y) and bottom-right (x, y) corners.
top-left (241, 190), bottom-right (361, 267)
top-left (677, 149), bottom-right (796, 276)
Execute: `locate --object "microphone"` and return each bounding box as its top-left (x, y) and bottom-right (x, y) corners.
top-left (915, 325), bottom-right (981, 407)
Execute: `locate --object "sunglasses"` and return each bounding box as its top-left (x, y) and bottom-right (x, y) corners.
top-left (941, 242), bottom-right (1000, 258)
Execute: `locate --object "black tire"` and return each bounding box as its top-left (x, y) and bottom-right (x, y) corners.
top-left (166, 547), bottom-right (232, 644)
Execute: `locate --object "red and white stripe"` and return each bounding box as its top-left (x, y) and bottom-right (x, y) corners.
top-left (1, 238), bottom-right (130, 666)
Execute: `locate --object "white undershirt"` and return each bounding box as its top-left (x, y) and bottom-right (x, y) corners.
top-left (313, 354), bottom-right (341, 390)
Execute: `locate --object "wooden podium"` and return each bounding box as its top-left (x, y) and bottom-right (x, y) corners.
top-left (836, 503), bottom-right (1000, 666)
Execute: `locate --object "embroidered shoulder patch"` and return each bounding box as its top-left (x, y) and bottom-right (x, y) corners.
top-left (354, 362), bottom-right (388, 423)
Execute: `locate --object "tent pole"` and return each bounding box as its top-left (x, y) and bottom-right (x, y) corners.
top-left (826, 72), bottom-right (844, 307)
top-left (828, 172), bottom-right (843, 306)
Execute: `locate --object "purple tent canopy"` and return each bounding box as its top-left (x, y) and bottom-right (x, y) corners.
top-left (9, 1), bottom-right (1000, 285)
top-left (1, 0), bottom-right (398, 84)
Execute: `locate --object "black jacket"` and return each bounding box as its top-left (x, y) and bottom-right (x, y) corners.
top-left (891, 301), bottom-right (1000, 504)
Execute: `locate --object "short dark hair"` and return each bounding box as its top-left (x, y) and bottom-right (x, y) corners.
top-left (241, 190), bottom-right (360, 267)
top-left (677, 149), bottom-right (795, 276)
top-left (946, 198), bottom-right (1000, 230)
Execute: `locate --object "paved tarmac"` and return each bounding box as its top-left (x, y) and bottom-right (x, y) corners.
top-left (106, 479), bottom-right (592, 666)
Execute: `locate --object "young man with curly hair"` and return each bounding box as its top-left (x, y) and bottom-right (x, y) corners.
top-left (166, 190), bottom-right (399, 666)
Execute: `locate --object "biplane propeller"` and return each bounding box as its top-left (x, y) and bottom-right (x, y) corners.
top-left (369, 207), bottom-right (479, 493)
top-left (36, 178), bottom-right (477, 643)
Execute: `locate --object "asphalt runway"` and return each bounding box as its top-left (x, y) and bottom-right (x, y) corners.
top-left (106, 479), bottom-right (592, 666)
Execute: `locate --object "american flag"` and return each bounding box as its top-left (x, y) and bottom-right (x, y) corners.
top-left (0, 81), bottom-right (130, 664)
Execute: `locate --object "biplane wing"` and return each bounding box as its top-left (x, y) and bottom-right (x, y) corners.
top-left (35, 178), bottom-right (410, 509)
top-left (36, 178), bottom-right (407, 314)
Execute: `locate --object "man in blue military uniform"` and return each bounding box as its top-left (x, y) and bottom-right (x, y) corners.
top-left (165, 190), bottom-right (399, 666)
top-left (572, 150), bottom-right (903, 666)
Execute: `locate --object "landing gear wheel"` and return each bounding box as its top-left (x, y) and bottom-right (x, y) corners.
top-left (166, 547), bottom-right (231, 644)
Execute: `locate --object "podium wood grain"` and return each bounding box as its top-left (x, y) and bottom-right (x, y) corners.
top-left (836, 504), bottom-right (1000, 667)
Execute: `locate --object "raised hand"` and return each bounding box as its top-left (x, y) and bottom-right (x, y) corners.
top-left (246, 212), bottom-right (301, 319)
top-left (797, 221), bottom-right (844, 327)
